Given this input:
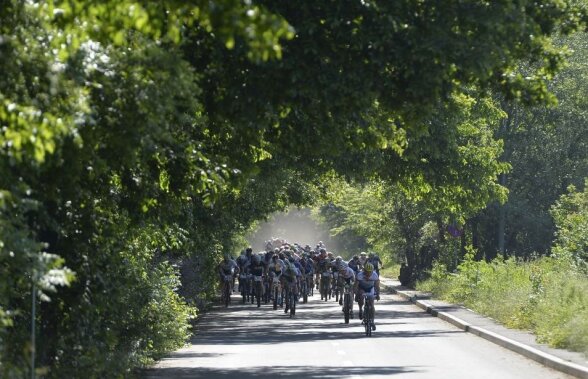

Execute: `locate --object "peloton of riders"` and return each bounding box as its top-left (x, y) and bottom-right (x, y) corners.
top-left (219, 239), bottom-right (382, 327)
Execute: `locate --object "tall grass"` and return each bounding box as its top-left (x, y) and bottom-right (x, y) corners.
top-left (418, 251), bottom-right (588, 356)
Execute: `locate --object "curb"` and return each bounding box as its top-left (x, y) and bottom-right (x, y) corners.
top-left (385, 283), bottom-right (588, 379)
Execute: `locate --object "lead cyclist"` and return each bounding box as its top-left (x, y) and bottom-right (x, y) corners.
top-left (354, 262), bottom-right (380, 329)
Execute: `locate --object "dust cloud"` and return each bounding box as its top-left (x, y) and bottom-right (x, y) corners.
top-left (246, 208), bottom-right (343, 253)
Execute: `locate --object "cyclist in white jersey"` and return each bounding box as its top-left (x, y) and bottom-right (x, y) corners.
top-left (354, 262), bottom-right (380, 323)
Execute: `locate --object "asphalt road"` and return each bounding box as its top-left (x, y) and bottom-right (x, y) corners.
top-left (143, 289), bottom-right (573, 379)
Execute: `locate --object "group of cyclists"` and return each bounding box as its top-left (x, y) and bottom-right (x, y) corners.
top-left (217, 238), bottom-right (383, 334)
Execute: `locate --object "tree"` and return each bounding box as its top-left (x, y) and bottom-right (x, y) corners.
top-left (473, 32), bottom-right (588, 260)
top-left (1, 0), bottom-right (586, 376)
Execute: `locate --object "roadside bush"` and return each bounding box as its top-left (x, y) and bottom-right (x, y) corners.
top-left (418, 252), bottom-right (588, 356)
top-left (42, 223), bottom-right (196, 378)
top-left (533, 260), bottom-right (588, 354)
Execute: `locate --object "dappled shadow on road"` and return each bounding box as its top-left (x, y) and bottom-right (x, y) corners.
top-left (192, 325), bottom-right (461, 345)
top-left (143, 293), bottom-right (457, 378)
top-left (162, 352), bottom-right (227, 359)
top-left (143, 365), bottom-right (424, 379)
top-left (186, 293), bottom-right (463, 346)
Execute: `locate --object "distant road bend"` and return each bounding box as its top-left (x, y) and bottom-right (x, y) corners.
top-left (144, 289), bottom-right (573, 379)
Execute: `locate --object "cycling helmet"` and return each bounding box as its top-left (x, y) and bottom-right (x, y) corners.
top-left (335, 256), bottom-right (342, 262)
top-left (338, 261), bottom-right (348, 271)
top-left (319, 248), bottom-right (327, 254)
top-left (364, 262), bottom-right (374, 273)
top-left (246, 247), bottom-right (253, 254)
top-left (360, 251), bottom-right (367, 256)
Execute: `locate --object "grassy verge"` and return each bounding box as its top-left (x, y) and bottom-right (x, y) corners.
top-left (379, 262), bottom-right (400, 280)
top-left (417, 253), bottom-right (588, 357)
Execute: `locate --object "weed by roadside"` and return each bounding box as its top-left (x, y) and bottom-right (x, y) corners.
top-left (418, 253), bottom-right (588, 357)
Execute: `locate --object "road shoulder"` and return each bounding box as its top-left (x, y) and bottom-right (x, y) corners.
top-left (380, 277), bottom-right (588, 379)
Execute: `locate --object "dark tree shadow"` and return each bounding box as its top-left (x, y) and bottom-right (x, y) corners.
top-left (143, 365), bottom-right (425, 379)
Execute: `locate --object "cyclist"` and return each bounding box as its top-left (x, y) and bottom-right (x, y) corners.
top-left (348, 255), bottom-right (361, 273)
top-left (359, 252), bottom-right (368, 267)
top-left (218, 254), bottom-right (239, 293)
top-left (331, 256), bottom-right (343, 300)
top-left (316, 249), bottom-right (331, 300)
top-left (268, 254), bottom-right (284, 305)
top-left (249, 254), bottom-right (266, 306)
top-left (354, 262), bottom-right (380, 330)
top-left (368, 252), bottom-right (383, 276)
top-left (282, 260), bottom-right (300, 314)
top-left (300, 254), bottom-right (314, 293)
top-left (338, 261), bottom-right (356, 317)
top-left (289, 255), bottom-right (303, 293)
top-left (236, 250), bottom-right (250, 293)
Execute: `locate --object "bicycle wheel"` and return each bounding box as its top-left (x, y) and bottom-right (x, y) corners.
top-left (250, 280), bottom-right (255, 304)
top-left (344, 294), bottom-right (350, 324)
top-left (284, 288), bottom-right (290, 314)
top-left (322, 278), bottom-right (329, 301)
top-left (240, 278), bottom-right (247, 304)
top-left (224, 282), bottom-right (231, 307)
top-left (264, 282), bottom-right (270, 304)
top-left (290, 291), bottom-right (296, 317)
top-left (364, 302), bottom-right (373, 336)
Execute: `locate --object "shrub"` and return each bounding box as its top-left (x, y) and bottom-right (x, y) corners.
top-left (418, 252), bottom-right (588, 356)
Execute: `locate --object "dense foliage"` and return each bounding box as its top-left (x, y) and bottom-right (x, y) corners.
top-left (1, 0), bottom-right (587, 377)
top-left (418, 181), bottom-right (588, 355)
top-left (472, 33), bottom-right (588, 259)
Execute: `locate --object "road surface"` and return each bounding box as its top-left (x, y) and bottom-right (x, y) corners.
top-left (144, 289), bottom-right (573, 379)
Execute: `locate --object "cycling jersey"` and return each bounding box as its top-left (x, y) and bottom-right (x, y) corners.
top-left (356, 271), bottom-right (379, 292)
top-left (301, 259), bottom-right (314, 274)
top-left (218, 259), bottom-right (238, 275)
top-left (249, 261), bottom-right (265, 277)
top-left (317, 258), bottom-right (330, 274)
top-left (348, 259), bottom-right (361, 273)
top-left (340, 266), bottom-right (355, 281)
top-left (283, 266), bottom-right (300, 282)
top-left (236, 255), bottom-right (250, 271)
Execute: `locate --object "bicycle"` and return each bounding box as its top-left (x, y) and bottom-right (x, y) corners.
top-left (362, 293), bottom-right (376, 336)
top-left (239, 273), bottom-right (249, 304)
top-left (263, 276), bottom-right (271, 304)
top-left (221, 274), bottom-right (232, 307)
top-left (272, 276), bottom-right (282, 310)
top-left (284, 281), bottom-right (297, 318)
top-left (301, 276), bottom-right (308, 304)
top-left (253, 274), bottom-right (264, 307)
top-left (320, 272), bottom-right (330, 301)
top-left (342, 283), bottom-right (353, 324)
top-left (332, 271), bottom-right (340, 302)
